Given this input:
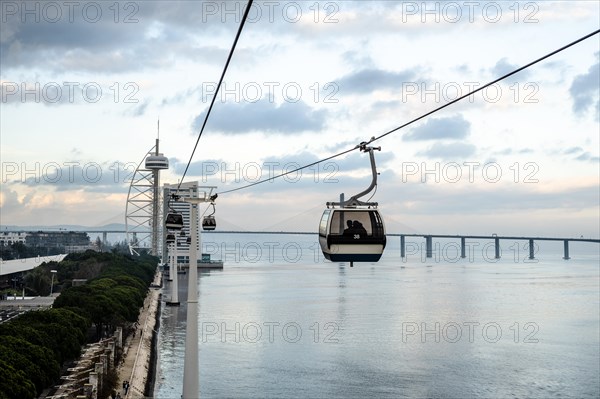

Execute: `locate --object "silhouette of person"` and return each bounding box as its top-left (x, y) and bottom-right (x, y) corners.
top-left (343, 220), bottom-right (354, 235)
top-left (353, 221), bottom-right (367, 236)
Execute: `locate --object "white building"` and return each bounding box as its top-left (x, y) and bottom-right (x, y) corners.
top-left (0, 232), bottom-right (28, 247)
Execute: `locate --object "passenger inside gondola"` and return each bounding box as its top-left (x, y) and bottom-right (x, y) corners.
top-left (353, 220), bottom-right (367, 235)
top-left (342, 219), bottom-right (368, 237)
top-left (343, 220), bottom-right (354, 235)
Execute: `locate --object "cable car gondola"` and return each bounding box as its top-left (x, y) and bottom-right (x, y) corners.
top-left (202, 216), bottom-right (216, 230)
top-left (318, 142), bottom-right (386, 266)
top-left (165, 193), bottom-right (184, 230)
top-left (165, 212), bottom-right (184, 230)
top-left (319, 208), bottom-right (385, 262)
top-left (202, 203), bottom-right (217, 231)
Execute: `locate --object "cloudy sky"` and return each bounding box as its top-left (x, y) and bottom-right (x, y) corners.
top-left (1, 0), bottom-right (599, 237)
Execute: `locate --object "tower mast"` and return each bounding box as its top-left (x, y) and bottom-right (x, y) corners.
top-left (145, 120), bottom-right (169, 256)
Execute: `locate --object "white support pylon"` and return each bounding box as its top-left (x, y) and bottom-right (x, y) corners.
top-left (182, 197), bottom-right (201, 399)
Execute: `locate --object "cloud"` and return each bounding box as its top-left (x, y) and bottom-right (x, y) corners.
top-left (3, 1), bottom-right (368, 75)
top-left (569, 54), bottom-right (600, 118)
top-left (560, 146), bottom-right (599, 162)
top-left (575, 152), bottom-right (600, 163)
top-left (341, 50), bottom-right (374, 69)
top-left (493, 148), bottom-right (513, 156)
top-left (563, 146), bottom-right (584, 155)
top-left (381, 179), bottom-right (600, 216)
top-left (1, 14), bottom-right (144, 72)
top-left (417, 142), bottom-right (477, 159)
top-left (161, 86), bottom-right (202, 106)
top-left (1, 81), bottom-right (143, 107)
top-left (336, 68), bottom-right (417, 94)
top-left (491, 57), bottom-right (531, 82)
top-left (323, 139), bottom-right (363, 153)
top-left (0, 187), bottom-right (127, 227)
top-left (331, 150), bottom-right (395, 173)
top-left (6, 161), bottom-right (133, 193)
top-left (168, 157), bottom-right (223, 176)
top-left (518, 148), bottom-right (534, 154)
top-left (167, 149), bottom-right (396, 198)
top-left (124, 100), bottom-right (150, 117)
top-left (491, 147), bottom-right (535, 156)
top-left (403, 114), bottom-right (471, 141)
top-left (0, 1), bottom-right (256, 74)
top-left (0, 188), bottom-right (21, 209)
top-left (191, 98), bottom-right (327, 134)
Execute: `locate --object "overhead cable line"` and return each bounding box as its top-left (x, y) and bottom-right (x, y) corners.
top-left (216, 28), bottom-right (600, 196)
top-left (218, 146), bottom-right (360, 194)
top-left (370, 28), bottom-right (600, 143)
top-left (177, 0), bottom-right (254, 191)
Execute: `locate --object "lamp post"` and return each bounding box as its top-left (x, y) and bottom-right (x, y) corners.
top-left (50, 269), bottom-right (57, 296)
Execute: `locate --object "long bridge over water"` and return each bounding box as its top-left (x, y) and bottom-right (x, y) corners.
top-left (210, 232), bottom-right (598, 260)
top-left (392, 233), bottom-right (599, 260)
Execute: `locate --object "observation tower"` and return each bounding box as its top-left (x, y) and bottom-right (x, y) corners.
top-left (125, 132), bottom-right (169, 256)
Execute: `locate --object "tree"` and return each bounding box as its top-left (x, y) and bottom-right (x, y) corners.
top-left (11, 242), bottom-right (30, 258)
top-left (110, 239), bottom-right (131, 254)
top-left (0, 251), bottom-right (160, 398)
top-left (0, 324), bottom-right (52, 351)
top-left (8, 309), bottom-right (89, 363)
top-left (95, 236), bottom-right (103, 251)
top-left (13, 308), bottom-right (89, 344)
top-left (23, 267), bottom-right (51, 296)
top-left (0, 359), bottom-right (36, 399)
top-left (0, 336), bottom-right (60, 394)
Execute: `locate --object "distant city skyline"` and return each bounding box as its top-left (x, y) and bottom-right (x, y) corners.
top-left (1, 1), bottom-right (599, 237)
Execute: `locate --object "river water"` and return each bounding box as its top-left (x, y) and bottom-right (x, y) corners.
top-left (153, 233), bottom-right (599, 398)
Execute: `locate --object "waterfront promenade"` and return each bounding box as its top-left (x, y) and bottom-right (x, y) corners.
top-left (116, 271), bottom-right (161, 399)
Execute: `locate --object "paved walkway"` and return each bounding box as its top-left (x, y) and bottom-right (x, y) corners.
top-left (116, 272), bottom-right (161, 399)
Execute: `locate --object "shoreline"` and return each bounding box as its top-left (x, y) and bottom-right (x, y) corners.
top-left (116, 270), bottom-right (162, 398)
top-left (145, 289), bottom-right (162, 397)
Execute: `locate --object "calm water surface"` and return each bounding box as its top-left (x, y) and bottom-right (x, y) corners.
top-left (153, 234), bottom-right (600, 398)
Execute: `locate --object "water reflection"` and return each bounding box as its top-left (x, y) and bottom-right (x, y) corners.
top-left (153, 233), bottom-right (600, 398)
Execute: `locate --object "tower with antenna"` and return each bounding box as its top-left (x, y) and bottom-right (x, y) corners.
top-left (145, 133), bottom-right (169, 255)
top-left (125, 121), bottom-right (169, 256)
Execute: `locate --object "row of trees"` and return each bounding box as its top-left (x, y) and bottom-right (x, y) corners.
top-left (0, 251), bottom-right (158, 399)
top-left (54, 256), bottom-right (156, 339)
top-left (3, 243), bottom-right (148, 297)
top-left (0, 308), bottom-right (89, 399)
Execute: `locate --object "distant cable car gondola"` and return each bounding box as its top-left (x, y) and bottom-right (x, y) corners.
top-left (202, 203), bottom-right (217, 231)
top-left (319, 141), bottom-right (386, 266)
top-left (166, 234), bottom-right (176, 243)
top-left (165, 194), bottom-right (184, 230)
top-left (202, 216), bottom-right (216, 230)
top-left (165, 212), bottom-right (184, 230)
